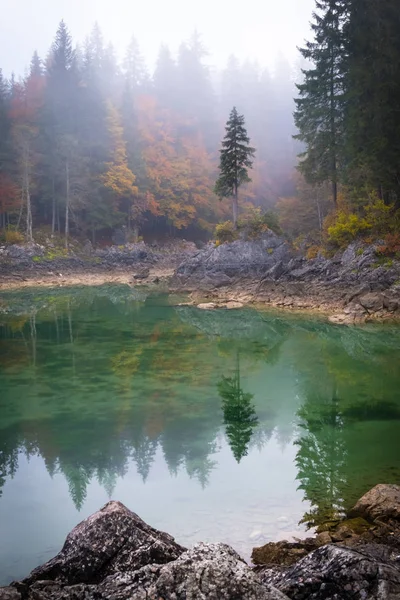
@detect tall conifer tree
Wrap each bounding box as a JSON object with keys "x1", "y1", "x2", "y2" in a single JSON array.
[
  {"x1": 294, "y1": 0, "x2": 348, "y2": 207},
  {"x1": 215, "y1": 107, "x2": 255, "y2": 227}
]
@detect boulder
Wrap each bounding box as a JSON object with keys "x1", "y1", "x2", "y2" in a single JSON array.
[
  {"x1": 4, "y1": 505, "x2": 287, "y2": 600},
  {"x1": 197, "y1": 302, "x2": 218, "y2": 310},
  {"x1": 261, "y1": 543, "x2": 400, "y2": 600},
  {"x1": 133, "y1": 267, "x2": 150, "y2": 280},
  {"x1": 22, "y1": 501, "x2": 185, "y2": 586},
  {"x1": 176, "y1": 233, "x2": 292, "y2": 280},
  {"x1": 359, "y1": 292, "x2": 384, "y2": 312},
  {"x1": 348, "y1": 484, "x2": 400, "y2": 523}
]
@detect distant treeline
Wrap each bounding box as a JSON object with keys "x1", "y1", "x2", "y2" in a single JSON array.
[{"x1": 0, "y1": 22, "x2": 297, "y2": 244}]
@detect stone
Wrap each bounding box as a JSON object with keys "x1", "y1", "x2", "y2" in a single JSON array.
[
  {"x1": 224, "y1": 301, "x2": 244, "y2": 309},
  {"x1": 197, "y1": 302, "x2": 218, "y2": 310},
  {"x1": 348, "y1": 484, "x2": 400, "y2": 523},
  {"x1": 261, "y1": 543, "x2": 400, "y2": 600},
  {"x1": 145, "y1": 543, "x2": 288, "y2": 600},
  {"x1": 252, "y1": 540, "x2": 317, "y2": 567},
  {"x1": 22, "y1": 501, "x2": 185, "y2": 586},
  {"x1": 383, "y1": 292, "x2": 399, "y2": 312},
  {"x1": 3, "y1": 510, "x2": 288, "y2": 600},
  {"x1": 359, "y1": 292, "x2": 384, "y2": 312},
  {"x1": 176, "y1": 233, "x2": 293, "y2": 280},
  {"x1": 0, "y1": 588, "x2": 21, "y2": 600},
  {"x1": 133, "y1": 267, "x2": 150, "y2": 280},
  {"x1": 316, "y1": 531, "x2": 332, "y2": 546}
]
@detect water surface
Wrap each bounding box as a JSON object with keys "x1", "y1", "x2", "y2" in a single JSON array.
[{"x1": 1, "y1": 285, "x2": 400, "y2": 584}]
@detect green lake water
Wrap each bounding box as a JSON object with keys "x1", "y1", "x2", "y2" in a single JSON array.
[{"x1": 1, "y1": 285, "x2": 400, "y2": 584}]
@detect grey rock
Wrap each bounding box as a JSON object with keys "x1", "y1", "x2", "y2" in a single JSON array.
[
  {"x1": 18, "y1": 545, "x2": 289, "y2": 600},
  {"x1": 22, "y1": 501, "x2": 185, "y2": 586},
  {"x1": 359, "y1": 292, "x2": 384, "y2": 312},
  {"x1": 383, "y1": 291, "x2": 400, "y2": 312},
  {"x1": 146, "y1": 543, "x2": 288, "y2": 600},
  {"x1": 349, "y1": 484, "x2": 400, "y2": 523},
  {"x1": 0, "y1": 587, "x2": 21, "y2": 600},
  {"x1": 133, "y1": 267, "x2": 150, "y2": 280},
  {"x1": 262, "y1": 543, "x2": 400, "y2": 600},
  {"x1": 176, "y1": 233, "x2": 293, "y2": 279},
  {"x1": 341, "y1": 244, "x2": 357, "y2": 265}
]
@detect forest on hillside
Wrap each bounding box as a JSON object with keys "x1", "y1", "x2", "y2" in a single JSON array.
[
  {"x1": 1, "y1": 0, "x2": 400, "y2": 254},
  {"x1": 0, "y1": 22, "x2": 296, "y2": 246}
]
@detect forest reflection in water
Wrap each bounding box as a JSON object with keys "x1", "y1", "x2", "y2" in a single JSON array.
[{"x1": 1, "y1": 285, "x2": 400, "y2": 581}]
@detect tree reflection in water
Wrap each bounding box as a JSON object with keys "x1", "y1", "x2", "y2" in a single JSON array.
[
  {"x1": 295, "y1": 385, "x2": 347, "y2": 528},
  {"x1": 218, "y1": 352, "x2": 259, "y2": 463}
]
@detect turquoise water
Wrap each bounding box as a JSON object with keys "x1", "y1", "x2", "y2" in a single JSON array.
[{"x1": 1, "y1": 285, "x2": 400, "y2": 584}]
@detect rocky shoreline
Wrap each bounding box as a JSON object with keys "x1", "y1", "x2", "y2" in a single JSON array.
[
  {"x1": 1, "y1": 484, "x2": 399, "y2": 599},
  {"x1": 2, "y1": 234, "x2": 400, "y2": 324}
]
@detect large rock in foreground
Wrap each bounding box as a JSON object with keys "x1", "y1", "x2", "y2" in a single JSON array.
[
  {"x1": 3, "y1": 486, "x2": 400, "y2": 599},
  {"x1": 5, "y1": 502, "x2": 286, "y2": 600},
  {"x1": 22, "y1": 501, "x2": 185, "y2": 585}
]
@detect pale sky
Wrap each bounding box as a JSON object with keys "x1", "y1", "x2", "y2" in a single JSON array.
[{"x1": 0, "y1": 0, "x2": 315, "y2": 76}]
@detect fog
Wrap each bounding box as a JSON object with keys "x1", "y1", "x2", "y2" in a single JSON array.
[
  {"x1": 0, "y1": 0, "x2": 314, "y2": 76},
  {"x1": 0, "y1": 0, "x2": 318, "y2": 241}
]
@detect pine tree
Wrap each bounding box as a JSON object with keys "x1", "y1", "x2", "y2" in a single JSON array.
[
  {"x1": 345, "y1": 0, "x2": 400, "y2": 201},
  {"x1": 218, "y1": 355, "x2": 258, "y2": 463},
  {"x1": 294, "y1": 0, "x2": 348, "y2": 207},
  {"x1": 215, "y1": 107, "x2": 255, "y2": 227}
]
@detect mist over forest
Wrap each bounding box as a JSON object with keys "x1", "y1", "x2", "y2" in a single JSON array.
[
  {"x1": 1, "y1": 0, "x2": 400, "y2": 252},
  {"x1": 0, "y1": 21, "x2": 299, "y2": 243}
]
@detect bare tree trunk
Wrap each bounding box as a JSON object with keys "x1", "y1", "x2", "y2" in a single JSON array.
[
  {"x1": 330, "y1": 50, "x2": 338, "y2": 208},
  {"x1": 232, "y1": 185, "x2": 239, "y2": 229},
  {"x1": 316, "y1": 188, "x2": 323, "y2": 232},
  {"x1": 51, "y1": 175, "x2": 56, "y2": 235},
  {"x1": 25, "y1": 143, "x2": 33, "y2": 242},
  {"x1": 65, "y1": 159, "x2": 70, "y2": 249},
  {"x1": 133, "y1": 224, "x2": 139, "y2": 243},
  {"x1": 17, "y1": 190, "x2": 24, "y2": 230}
]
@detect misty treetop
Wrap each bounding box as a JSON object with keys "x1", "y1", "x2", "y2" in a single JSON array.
[{"x1": 0, "y1": 21, "x2": 297, "y2": 244}]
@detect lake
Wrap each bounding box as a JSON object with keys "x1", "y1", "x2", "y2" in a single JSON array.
[{"x1": 1, "y1": 285, "x2": 400, "y2": 584}]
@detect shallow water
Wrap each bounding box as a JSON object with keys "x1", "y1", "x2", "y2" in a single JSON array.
[{"x1": 1, "y1": 285, "x2": 400, "y2": 584}]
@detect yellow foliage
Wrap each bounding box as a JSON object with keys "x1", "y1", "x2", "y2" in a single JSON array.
[
  {"x1": 326, "y1": 211, "x2": 372, "y2": 247},
  {"x1": 5, "y1": 228, "x2": 24, "y2": 244},
  {"x1": 326, "y1": 196, "x2": 399, "y2": 247},
  {"x1": 306, "y1": 245, "x2": 320, "y2": 260},
  {"x1": 215, "y1": 221, "x2": 238, "y2": 244}
]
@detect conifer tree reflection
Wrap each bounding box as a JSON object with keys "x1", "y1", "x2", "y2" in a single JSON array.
[
  {"x1": 218, "y1": 353, "x2": 259, "y2": 463},
  {"x1": 295, "y1": 385, "x2": 347, "y2": 528}
]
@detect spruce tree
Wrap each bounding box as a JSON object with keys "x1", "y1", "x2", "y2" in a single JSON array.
[
  {"x1": 294, "y1": 0, "x2": 348, "y2": 207},
  {"x1": 345, "y1": 0, "x2": 400, "y2": 201},
  {"x1": 215, "y1": 107, "x2": 255, "y2": 227}
]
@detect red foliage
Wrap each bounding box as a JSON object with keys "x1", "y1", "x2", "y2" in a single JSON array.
[
  {"x1": 376, "y1": 233, "x2": 400, "y2": 257},
  {"x1": 0, "y1": 175, "x2": 20, "y2": 214}
]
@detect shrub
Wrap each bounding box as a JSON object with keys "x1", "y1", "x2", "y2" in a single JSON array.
[
  {"x1": 375, "y1": 233, "x2": 400, "y2": 257},
  {"x1": 364, "y1": 198, "x2": 395, "y2": 236},
  {"x1": 326, "y1": 211, "x2": 372, "y2": 247},
  {"x1": 4, "y1": 228, "x2": 24, "y2": 244},
  {"x1": 306, "y1": 245, "x2": 320, "y2": 260},
  {"x1": 215, "y1": 221, "x2": 238, "y2": 244},
  {"x1": 238, "y1": 207, "x2": 282, "y2": 239}
]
